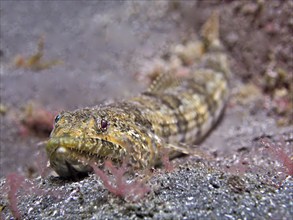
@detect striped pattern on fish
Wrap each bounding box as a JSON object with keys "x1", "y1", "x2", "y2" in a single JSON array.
[{"x1": 46, "y1": 12, "x2": 231, "y2": 178}]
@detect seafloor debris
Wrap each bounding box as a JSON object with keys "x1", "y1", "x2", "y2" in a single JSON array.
[
  {"x1": 13, "y1": 36, "x2": 62, "y2": 71},
  {"x1": 263, "y1": 57, "x2": 293, "y2": 126},
  {"x1": 19, "y1": 102, "x2": 56, "y2": 137},
  {"x1": 91, "y1": 160, "x2": 150, "y2": 202},
  {"x1": 1, "y1": 173, "x2": 62, "y2": 219},
  {"x1": 0, "y1": 103, "x2": 8, "y2": 115}
]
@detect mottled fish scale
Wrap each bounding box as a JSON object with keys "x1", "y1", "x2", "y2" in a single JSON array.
[{"x1": 46, "y1": 12, "x2": 230, "y2": 178}]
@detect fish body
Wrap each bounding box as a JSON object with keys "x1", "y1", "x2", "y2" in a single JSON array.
[{"x1": 46, "y1": 12, "x2": 231, "y2": 178}]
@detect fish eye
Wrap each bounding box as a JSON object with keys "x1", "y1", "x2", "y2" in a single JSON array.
[
  {"x1": 54, "y1": 114, "x2": 61, "y2": 124},
  {"x1": 100, "y1": 119, "x2": 108, "y2": 131}
]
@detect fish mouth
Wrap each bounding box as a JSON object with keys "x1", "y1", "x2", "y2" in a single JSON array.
[
  {"x1": 49, "y1": 146, "x2": 93, "y2": 179},
  {"x1": 45, "y1": 136, "x2": 123, "y2": 178},
  {"x1": 45, "y1": 136, "x2": 98, "y2": 179}
]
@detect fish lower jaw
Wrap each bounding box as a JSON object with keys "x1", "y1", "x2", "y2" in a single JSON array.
[{"x1": 50, "y1": 146, "x2": 92, "y2": 179}]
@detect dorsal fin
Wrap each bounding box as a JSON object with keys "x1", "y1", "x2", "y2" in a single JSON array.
[{"x1": 146, "y1": 71, "x2": 182, "y2": 93}]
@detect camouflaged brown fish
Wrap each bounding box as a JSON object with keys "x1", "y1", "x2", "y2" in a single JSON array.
[{"x1": 46, "y1": 12, "x2": 231, "y2": 178}]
